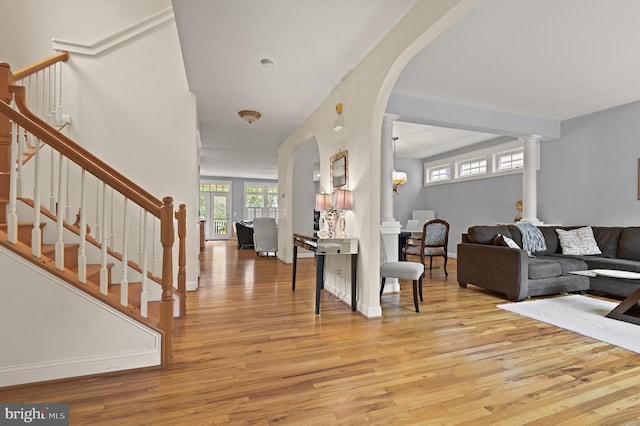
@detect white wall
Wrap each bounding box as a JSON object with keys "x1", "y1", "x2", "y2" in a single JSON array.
[
  {"x1": 292, "y1": 138, "x2": 320, "y2": 236},
  {"x1": 0, "y1": 249, "x2": 160, "y2": 387},
  {"x1": 278, "y1": 1, "x2": 481, "y2": 318}
]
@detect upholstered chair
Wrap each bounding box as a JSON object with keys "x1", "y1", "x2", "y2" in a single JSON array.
[
  {"x1": 253, "y1": 217, "x2": 278, "y2": 256},
  {"x1": 402, "y1": 219, "x2": 450, "y2": 276}
]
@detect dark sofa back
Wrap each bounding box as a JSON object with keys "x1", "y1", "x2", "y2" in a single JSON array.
[{"x1": 466, "y1": 225, "x2": 636, "y2": 260}]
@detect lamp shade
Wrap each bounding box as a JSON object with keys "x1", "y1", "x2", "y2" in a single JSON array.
[
  {"x1": 334, "y1": 189, "x2": 351, "y2": 210},
  {"x1": 315, "y1": 193, "x2": 332, "y2": 211}
]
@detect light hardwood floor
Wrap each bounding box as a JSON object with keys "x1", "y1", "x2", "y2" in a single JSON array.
[{"x1": 3, "y1": 240, "x2": 640, "y2": 425}]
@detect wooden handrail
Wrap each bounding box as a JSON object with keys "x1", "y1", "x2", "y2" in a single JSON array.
[
  {"x1": 0, "y1": 87, "x2": 162, "y2": 217},
  {"x1": 12, "y1": 51, "x2": 69, "y2": 81},
  {"x1": 176, "y1": 203, "x2": 187, "y2": 318}
]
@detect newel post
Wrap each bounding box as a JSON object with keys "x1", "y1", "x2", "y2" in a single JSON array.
[
  {"x1": 0, "y1": 62, "x2": 13, "y2": 223},
  {"x1": 160, "y1": 196, "x2": 175, "y2": 365},
  {"x1": 176, "y1": 203, "x2": 187, "y2": 317}
]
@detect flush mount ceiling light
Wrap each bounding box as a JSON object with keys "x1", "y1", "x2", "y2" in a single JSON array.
[{"x1": 238, "y1": 110, "x2": 261, "y2": 124}]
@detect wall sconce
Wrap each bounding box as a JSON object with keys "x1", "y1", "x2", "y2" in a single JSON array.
[{"x1": 333, "y1": 103, "x2": 344, "y2": 132}]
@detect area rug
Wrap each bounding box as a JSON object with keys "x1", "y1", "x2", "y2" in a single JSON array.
[{"x1": 497, "y1": 295, "x2": 640, "y2": 354}]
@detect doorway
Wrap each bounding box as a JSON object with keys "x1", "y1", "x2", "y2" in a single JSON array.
[{"x1": 199, "y1": 181, "x2": 231, "y2": 240}]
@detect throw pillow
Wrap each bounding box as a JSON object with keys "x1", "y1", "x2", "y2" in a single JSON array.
[
  {"x1": 492, "y1": 233, "x2": 520, "y2": 249},
  {"x1": 556, "y1": 226, "x2": 602, "y2": 255}
]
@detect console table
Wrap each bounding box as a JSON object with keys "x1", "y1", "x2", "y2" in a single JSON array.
[{"x1": 292, "y1": 234, "x2": 358, "y2": 314}]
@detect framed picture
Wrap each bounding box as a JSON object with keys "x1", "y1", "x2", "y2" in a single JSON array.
[{"x1": 331, "y1": 150, "x2": 348, "y2": 188}]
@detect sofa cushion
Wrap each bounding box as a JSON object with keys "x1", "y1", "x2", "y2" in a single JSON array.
[
  {"x1": 582, "y1": 256, "x2": 640, "y2": 273},
  {"x1": 528, "y1": 258, "x2": 562, "y2": 279},
  {"x1": 538, "y1": 255, "x2": 588, "y2": 274},
  {"x1": 617, "y1": 227, "x2": 640, "y2": 261},
  {"x1": 468, "y1": 225, "x2": 515, "y2": 245},
  {"x1": 556, "y1": 227, "x2": 602, "y2": 255},
  {"x1": 592, "y1": 227, "x2": 623, "y2": 258}
]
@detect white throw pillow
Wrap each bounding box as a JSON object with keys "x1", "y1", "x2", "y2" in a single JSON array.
[
  {"x1": 502, "y1": 235, "x2": 521, "y2": 249},
  {"x1": 556, "y1": 227, "x2": 602, "y2": 255}
]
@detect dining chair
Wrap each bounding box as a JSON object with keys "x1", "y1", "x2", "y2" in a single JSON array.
[
  {"x1": 380, "y1": 236, "x2": 425, "y2": 312},
  {"x1": 402, "y1": 219, "x2": 450, "y2": 276}
]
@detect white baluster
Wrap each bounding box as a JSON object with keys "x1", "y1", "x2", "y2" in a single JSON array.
[
  {"x1": 151, "y1": 220, "x2": 157, "y2": 276},
  {"x1": 109, "y1": 188, "x2": 115, "y2": 248},
  {"x1": 141, "y1": 211, "x2": 148, "y2": 317},
  {"x1": 7, "y1": 122, "x2": 18, "y2": 244},
  {"x1": 100, "y1": 182, "x2": 109, "y2": 295},
  {"x1": 64, "y1": 164, "x2": 71, "y2": 224},
  {"x1": 95, "y1": 179, "x2": 101, "y2": 243},
  {"x1": 120, "y1": 197, "x2": 129, "y2": 306},
  {"x1": 55, "y1": 155, "x2": 65, "y2": 270},
  {"x1": 78, "y1": 170, "x2": 87, "y2": 284},
  {"x1": 49, "y1": 149, "x2": 55, "y2": 213},
  {"x1": 16, "y1": 130, "x2": 23, "y2": 197},
  {"x1": 138, "y1": 209, "x2": 144, "y2": 264},
  {"x1": 32, "y1": 137, "x2": 42, "y2": 257}
]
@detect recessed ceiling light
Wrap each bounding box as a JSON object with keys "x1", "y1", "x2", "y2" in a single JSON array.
[{"x1": 260, "y1": 58, "x2": 275, "y2": 69}]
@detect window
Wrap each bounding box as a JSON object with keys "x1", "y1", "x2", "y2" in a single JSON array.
[
  {"x1": 244, "y1": 183, "x2": 278, "y2": 221},
  {"x1": 424, "y1": 140, "x2": 525, "y2": 186},
  {"x1": 458, "y1": 158, "x2": 487, "y2": 177},
  {"x1": 496, "y1": 150, "x2": 524, "y2": 171},
  {"x1": 428, "y1": 165, "x2": 451, "y2": 183}
]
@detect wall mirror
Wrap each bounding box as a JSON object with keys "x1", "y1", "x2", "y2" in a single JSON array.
[{"x1": 331, "y1": 150, "x2": 348, "y2": 188}]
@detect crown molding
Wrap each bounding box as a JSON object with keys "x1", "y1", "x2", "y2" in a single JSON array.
[{"x1": 52, "y1": 7, "x2": 174, "y2": 56}]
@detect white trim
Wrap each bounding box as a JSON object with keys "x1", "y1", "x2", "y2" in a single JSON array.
[{"x1": 52, "y1": 8, "x2": 175, "y2": 56}]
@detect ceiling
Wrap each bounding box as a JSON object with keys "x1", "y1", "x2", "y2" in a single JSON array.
[{"x1": 173, "y1": 0, "x2": 640, "y2": 178}]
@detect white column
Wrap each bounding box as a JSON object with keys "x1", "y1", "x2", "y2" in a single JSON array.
[
  {"x1": 520, "y1": 134, "x2": 541, "y2": 224},
  {"x1": 380, "y1": 114, "x2": 398, "y2": 222},
  {"x1": 380, "y1": 114, "x2": 401, "y2": 294}
]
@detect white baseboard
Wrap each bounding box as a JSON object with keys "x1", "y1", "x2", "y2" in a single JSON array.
[{"x1": 0, "y1": 350, "x2": 160, "y2": 388}]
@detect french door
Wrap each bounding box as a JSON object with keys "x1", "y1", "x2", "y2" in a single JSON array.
[{"x1": 199, "y1": 182, "x2": 231, "y2": 240}]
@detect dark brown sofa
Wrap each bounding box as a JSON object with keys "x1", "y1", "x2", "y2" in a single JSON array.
[{"x1": 457, "y1": 225, "x2": 640, "y2": 301}]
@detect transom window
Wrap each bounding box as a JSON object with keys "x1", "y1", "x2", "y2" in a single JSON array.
[
  {"x1": 428, "y1": 165, "x2": 451, "y2": 183},
  {"x1": 496, "y1": 150, "x2": 524, "y2": 171},
  {"x1": 458, "y1": 158, "x2": 487, "y2": 177}
]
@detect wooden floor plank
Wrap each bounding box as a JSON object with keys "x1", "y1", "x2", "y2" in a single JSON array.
[{"x1": 2, "y1": 240, "x2": 640, "y2": 425}]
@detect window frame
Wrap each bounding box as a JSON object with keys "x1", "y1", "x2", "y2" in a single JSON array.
[{"x1": 244, "y1": 182, "x2": 278, "y2": 221}]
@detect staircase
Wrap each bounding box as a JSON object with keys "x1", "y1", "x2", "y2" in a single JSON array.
[{"x1": 0, "y1": 52, "x2": 187, "y2": 380}]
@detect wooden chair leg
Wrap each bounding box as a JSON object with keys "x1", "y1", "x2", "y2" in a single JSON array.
[
  {"x1": 418, "y1": 275, "x2": 424, "y2": 301},
  {"x1": 429, "y1": 256, "x2": 433, "y2": 270},
  {"x1": 380, "y1": 277, "x2": 386, "y2": 297},
  {"x1": 412, "y1": 279, "x2": 420, "y2": 312},
  {"x1": 444, "y1": 254, "x2": 448, "y2": 276}
]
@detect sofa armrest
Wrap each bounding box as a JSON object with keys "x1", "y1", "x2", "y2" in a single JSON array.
[{"x1": 457, "y1": 242, "x2": 530, "y2": 301}]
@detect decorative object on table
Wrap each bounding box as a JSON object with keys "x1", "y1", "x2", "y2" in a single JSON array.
[
  {"x1": 333, "y1": 188, "x2": 351, "y2": 238},
  {"x1": 315, "y1": 189, "x2": 351, "y2": 238},
  {"x1": 402, "y1": 219, "x2": 450, "y2": 276},
  {"x1": 514, "y1": 199, "x2": 523, "y2": 222},
  {"x1": 330, "y1": 150, "x2": 348, "y2": 188},
  {"x1": 315, "y1": 193, "x2": 332, "y2": 238},
  {"x1": 392, "y1": 137, "x2": 407, "y2": 194}
]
